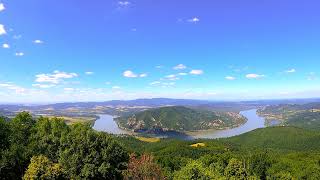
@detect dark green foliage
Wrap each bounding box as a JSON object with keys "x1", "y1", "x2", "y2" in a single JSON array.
[
  {"x1": 266, "y1": 153, "x2": 320, "y2": 179},
  {"x1": 59, "y1": 123, "x2": 129, "y2": 179},
  {"x1": 224, "y1": 158, "x2": 247, "y2": 179},
  {"x1": 247, "y1": 151, "x2": 273, "y2": 179},
  {"x1": 173, "y1": 160, "x2": 217, "y2": 180},
  {"x1": 117, "y1": 126, "x2": 320, "y2": 179},
  {"x1": 0, "y1": 112, "x2": 129, "y2": 180},
  {"x1": 223, "y1": 126, "x2": 320, "y2": 151},
  {"x1": 1, "y1": 112, "x2": 320, "y2": 179},
  {"x1": 116, "y1": 106, "x2": 246, "y2": 131},
  {"x1": 0, "y1": 117, "x2": 10, "y2": 150},
  {"x1": 0, "y1": 112, "x2": 36, "y2": 179},
  {"x1": 259, "y1": 103, "x2": 320, "y2": 130},
  {"x1": 285, "y1": 111, "x2": 320, "y2": 130},
  {"x1": 31, "y1": 117, "x2": 70, "y2": 161}
]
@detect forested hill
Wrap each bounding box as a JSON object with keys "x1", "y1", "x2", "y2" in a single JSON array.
[
  {"x1": 222, "y1": 126, "x2": 320, "y2": 151},
  {"x1": 258, "y1": 103, "x2": 320, "y2": 130},
  {"x1": 1, "y1": 112, "x2": 320, "y2": 179},
  {"x1": 115, "y1": 106, "x2": 247, "y2": 132}
]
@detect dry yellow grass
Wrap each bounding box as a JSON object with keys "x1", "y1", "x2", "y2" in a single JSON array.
[
  {"x1": 190, "y1": 143, "x2": 206, "y2": 148},
  {"x1": 47, "y1": 116, "x2": 96, "y2": 125},
  {"x1": 135, "y1": 136, "x2": 161, "y2": 143}
]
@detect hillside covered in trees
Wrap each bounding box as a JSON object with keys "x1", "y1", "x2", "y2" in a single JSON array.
[
  {"x1": 115, "y1": 106, "x2": 247, "y2": 133},
  {"x1": 258, "y1": 103, "x2": 320, "y2": 130},
  {"x1": 1, "y1": 112, "x2": 320, "y2": 179}
]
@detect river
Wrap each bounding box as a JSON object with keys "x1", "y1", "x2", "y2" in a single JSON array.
[
  {"x1": 92, "y1": 114, "x2": 129, "y2": 135},
  {"x1": 93, "y1": 109, "x2": 267, "y2": 139}
]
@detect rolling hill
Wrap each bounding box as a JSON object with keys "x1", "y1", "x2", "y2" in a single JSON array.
[
  {"x1": 115, "y1": 106, "x2": 247, "y2": 132},
  {"x1": 258, "y1": 103, "x2": 320, "y2": 130},
  {"x1": 223, "y1": 126, "x2": 320, "y2": 151}
]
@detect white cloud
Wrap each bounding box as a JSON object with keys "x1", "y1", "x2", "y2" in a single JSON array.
[
  {"x1": 118, "y1": 1, "x2": 130, "y2": 6},
  {"x1": 15, "y1": 52, "x2": 24, "y2": 57},
  {"x1": 85, "y1": 71, "x2": 94, "y2": 75},
  {"x1": 123, "y1": 70, "x2": 146, "y2": 78},
  {"x1": 225, "y1": 76, "x2": 236, "y2": 80},
  {"x1": 150, "y1": 81, "x2": 161, "y2": 85},
  {"x1": 105, "y1": 82, "x2": 111, "y2": 85},
  {"x1": 0, "y1": 83, "x2": 26, "y2": 94},
  {"x1": 166, "y1": 74, "x2": 176, "y2": 78},
  {"x1": 161, "y1": 82, "x2": 175, "y2": 87},
  {"x1": 64, "y1": 88, "x2": 74, "y2": 91},
  {"x1": 32, "y1": 84, "x2": 56, "y2": 88},
  {"x1": 285, "y1": 69, "x2": 296, "y2": 73},
  {"x1": 2, "y1": 43, "x2": 9, "y2": 48},
  {"x1": 112, "y1": 86, "x2": 121, "y2": 89},
  {"x1": 123, "y1": 70, "x2": 138, "y2": 78},
  {"x1": 156, "y1": 65, "x2": 163, "y2": 69},
  {"x1": 173, "y1": 64, "x2": 187, "y2": 70},
  {"x1": 190, "y1": 69, "x2": 204, "y2": 75},
  {"x1": 188, "y1": 17, "x2": 200, "y2": 23},
  {"x1": 178, "y1": 72, "x2": 188, "y2": 76},
  {"x1": 0, "y1": 83, "x2": 13, "y2": 88},
  {"x1": 35, "y1": 70, "x2": 78, "y2": 84},
  {"x1": 165, "y1": 74, "x2": 180, "y2": 81},
  {"x1": 246, "y1": 74, "x2": 265, "y2": 79},
  {"x1": 0, "y1": 3, "x2": 5, "y2": 12},
  {"x1": 139, "y1": 73, "x2": 147, "y2": 78},
  {"x1": 0, "y1": 24, "x2": 6, "y2": 35},
  {"x1": 33, "y1": 40, "x2": 44, "y2": 44}
]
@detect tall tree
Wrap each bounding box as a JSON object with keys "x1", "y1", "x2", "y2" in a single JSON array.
[
  {"x1": 59, "y1": 123, "x2": 129, "y2": 179},
  {"x1": 0, "y1": 112, "x2": 36, "y2": 179},
  {"x1": 0, "y1": 117, "x2": 10, "y2": 150},
  {"x1": 30, "y1": 117, "x2": 69, "y2": 162},
  {"x1": 124, "y1": 154, "x2": 164, "y2": 180},
  {"x1": 23, "y1": 155, "x2": 64, "y2": 180},
  {"x1": 224, "y1": 158, "x2": 247, "y2": 180}
]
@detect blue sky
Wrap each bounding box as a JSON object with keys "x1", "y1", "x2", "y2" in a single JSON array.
[{"x1": 0, "y1": 0, "x2": 320, "y2": 103}]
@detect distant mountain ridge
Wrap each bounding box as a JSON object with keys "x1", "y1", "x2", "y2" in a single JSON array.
[
  {"x1": 2, "y1": 98, "x2": 320, "y2": 118},
  {"x1": 2, "y1": 98, "x2": 320, "y2": 110}
]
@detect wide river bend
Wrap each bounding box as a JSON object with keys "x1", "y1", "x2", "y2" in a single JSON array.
[{"x1": 93, "y1": 109, "x2": 266, "y2": 139}]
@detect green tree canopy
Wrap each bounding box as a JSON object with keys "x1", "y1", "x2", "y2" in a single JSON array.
[
  {"x1": 0, "y1": 112, "x2": 36, "y2": 179},
  {"x1": 173, "y1": 160, "x2": 218, "y2": 180},
  {"x1": 59, "y1": 123, "x2": 129, "y2": 179},
  {"x1": 30, "y1": 117, "x2": 70, "y2": 162},
  {"x1": 23, "y1": 155, "x2": 64, "y2": 180}
]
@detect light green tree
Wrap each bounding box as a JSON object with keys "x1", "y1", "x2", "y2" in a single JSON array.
[
  {"x1": 224, "y1": 158, "x2": 247, "y2": 180},
  {"x1": 23, "y1": 155, "x2": 64, "y2": 180}
]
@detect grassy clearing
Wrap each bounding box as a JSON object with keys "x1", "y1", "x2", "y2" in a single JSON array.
[
  {"x1": 135, "y1": 136, "x2": 161, "y2": 143},
  {"x1": 190, "y1": 143, "x2": 206, "y2": 148},
  {"x1": 47, "y1": 116, "x2": 96, "y2": 125}
]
